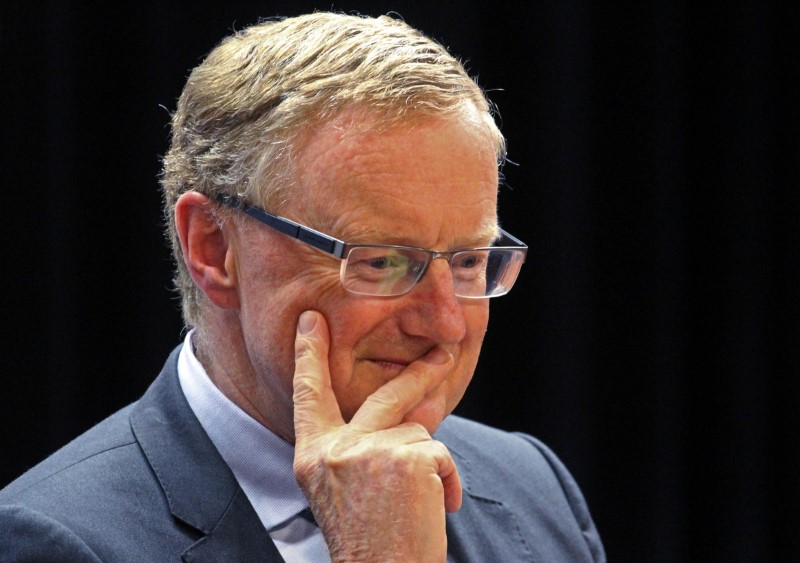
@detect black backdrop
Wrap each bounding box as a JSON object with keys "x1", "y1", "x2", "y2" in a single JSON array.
[{"x1": 2, "y1": 2, "x2": 798, "y2": 561}]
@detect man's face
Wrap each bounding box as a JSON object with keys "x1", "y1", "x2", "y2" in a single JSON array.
[{"x1": 230, "y1": 106, "x2": 499, "y2": 441}]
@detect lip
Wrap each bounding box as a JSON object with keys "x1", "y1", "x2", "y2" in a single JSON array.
[
  {"x1": 360, "y1": 354, "x2": 423, "y2": 378},
  {"x1": 363, "y1": 343, "x2": 451, "y2": 368},
  {"x1": 367, "y1": 358, "x2": 411, "y2": 370}
]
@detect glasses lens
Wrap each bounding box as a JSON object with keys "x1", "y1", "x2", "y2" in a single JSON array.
[
  {"x1": 343, "y1": 247, "x2": 428, "y2": 296},
  {"x1": 342, "y1": 246, "x2": 525, "y2": 298},
  {"x1": 452, "y1": 249, "x2": 525, "y2": 298}
]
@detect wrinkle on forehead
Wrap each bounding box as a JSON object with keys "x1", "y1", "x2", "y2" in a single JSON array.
[
  {"x1": 328, "y1": 205, "x2": 499, "y2": 249},
  {"x1": 284, "y1": 105, "x2": 501, "y2": 249},
  {"x1": 307, "y1": 178, "x2": 500, "y2": 249}
]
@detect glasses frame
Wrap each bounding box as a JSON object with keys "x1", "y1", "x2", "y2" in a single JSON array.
[{"x1": 215, "y1": 193, "x2": 527, "y2": 298}]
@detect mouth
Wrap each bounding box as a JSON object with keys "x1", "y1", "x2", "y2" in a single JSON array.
[
  {"x1": 362, "y1": 346, "x2": 443, "y2": 375},
  {"x1": 361, "y1": 350, "x2": 425, "y2": 376},
  {"x1": 366, "y1": 358, "x2": 412, "y2": 372}
]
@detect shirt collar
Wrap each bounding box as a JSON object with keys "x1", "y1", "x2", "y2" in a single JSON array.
[{"x1": 176, "y1": 330, "x2": 308, "y2": 531}]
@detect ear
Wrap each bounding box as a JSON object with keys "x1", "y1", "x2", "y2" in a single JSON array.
[{"x1": 174, "y1": 191, "x2": 240, "y2": 310}]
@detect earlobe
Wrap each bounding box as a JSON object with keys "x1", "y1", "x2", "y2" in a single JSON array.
[{"x1": 175, "y1": 192, "x2": 240, "y2": 310}]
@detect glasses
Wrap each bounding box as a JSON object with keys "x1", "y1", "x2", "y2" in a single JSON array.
[{"x1": 216, "y1": 193, "x2": 527, "y2": 299}]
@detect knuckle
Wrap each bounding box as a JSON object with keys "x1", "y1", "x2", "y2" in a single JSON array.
[
  {"x1": 294, "y1": 336, "x2": 316, "y2": 361},
  {"x1": 292, "y1": 386, "x2": 316, "y2": 410},
  {"x1": 292, "y1": 373, "x2": 319, "y2": 399},
  {"x1": 398, "y1": 421, "x2": 432, "y2": 440},
  {"x1": 429, "y1": 439, "x2": 451, "y2": 458}
]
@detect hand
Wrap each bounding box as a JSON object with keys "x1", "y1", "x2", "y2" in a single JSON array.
[{"x1": 292, "y1": 310, "x2": 462, "y2": 563}]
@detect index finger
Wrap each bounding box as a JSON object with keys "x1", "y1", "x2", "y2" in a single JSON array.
[
  {"x1": 293, "y1": 310, "x2": 345, "y2": 439},
  {"x1": 349, "y1": 346, "x2": 454, "y2": 431}
]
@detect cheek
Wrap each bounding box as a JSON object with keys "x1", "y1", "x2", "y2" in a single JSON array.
[
  {"x1": 323, "y1": 300, "x2": 410, "y2": 421},
  {"x1": 326, "y1": 299, "x2": 398, "y2": 379},
  {"x1": 238, "y1": 253, "x2": 344, "y2": 378}
]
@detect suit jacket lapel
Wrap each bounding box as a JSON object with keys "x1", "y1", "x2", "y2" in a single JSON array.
[
  {"x1": 180, "y1": 487, "x2": 282, "y2": 562},
  {"x1": 130, "y1": 346, "x2": 283, "y2": 562}
]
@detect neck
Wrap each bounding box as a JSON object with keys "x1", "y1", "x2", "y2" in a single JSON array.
[{"x1": 193, "y1": 312, "x2": 297, "y2": 444}]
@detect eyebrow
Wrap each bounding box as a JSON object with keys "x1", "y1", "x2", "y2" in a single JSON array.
[
  {"x1": 339, "y1": 223, "x2": 500, "y2": 250},
  {"x1": 332, "y1": 207, "x2": 500, "y2": 246}
]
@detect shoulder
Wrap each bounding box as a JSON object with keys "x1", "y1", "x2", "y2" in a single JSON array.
[
  {"x1": 443, "y1": 416, "x2": 600, "y2": 538},
  {"x1": 1, "y1": 404, "x2": 138, "y2": 502},
  {"x1": 0, "y1": 403, "x2": 171, "y2": 560},
  {"x1": 437, "y1": 415, "x2": 606, "y2": 562},
  {"x1": 0, "y1": 350, "x2": 200, "y2": 561},
  {"x1": 1, "y1": 346, "x2": 184, "y2": 509},
  {"x1": 436, "y1": 414, "x2": 567, "y2": 484},
  {"x1": 0, "y1": 505, "x2": 103, "y2": 562},
  {"x1": 0, "y1": 402, "x2": 167, "y2": 526},
  {"x1": 436, "y1": 416, "x2": 576, "y2": 503}
]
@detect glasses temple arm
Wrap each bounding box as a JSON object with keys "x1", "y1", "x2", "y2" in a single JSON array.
[{"x1": 215, "y1": 193, "x2": 347, "y2": 257}]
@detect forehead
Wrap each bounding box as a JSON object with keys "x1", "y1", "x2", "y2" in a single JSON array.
[{"x1": 284, "y1": 107, "x2": 500, "y2": 247}]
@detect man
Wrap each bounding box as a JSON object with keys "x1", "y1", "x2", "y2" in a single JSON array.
[{"x1": 0, "y1": 13, "x2": 604, "y2": 561}]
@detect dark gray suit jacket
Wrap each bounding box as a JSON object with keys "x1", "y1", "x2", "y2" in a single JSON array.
[{"x1": 0, "y1": 347, "x2": 605, "y2": 561}]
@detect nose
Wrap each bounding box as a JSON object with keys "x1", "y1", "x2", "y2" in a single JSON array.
[{"x1": 399, "y1": 258, "x2": 468, "y2": 344}]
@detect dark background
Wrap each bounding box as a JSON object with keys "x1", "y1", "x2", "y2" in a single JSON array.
[{"x1": 2, "y1": 1, "x2": 798, "y2": 561}]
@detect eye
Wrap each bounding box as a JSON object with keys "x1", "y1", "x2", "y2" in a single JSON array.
[
  {"x1": 347, "y1": 249, "x2": 412, "y2": 283},
  {"x1": 451, "y1": 252, "x2": 488, "y2": 282},
  {"x1": 367, "y1": 256, "x2": 390, "y2": 270},
  {"x1": 454, "y1": 253, "x2": 485, "y2": 269},
  {"x1": 366, "y1": 254, "x2": 406, "y2": 270}
]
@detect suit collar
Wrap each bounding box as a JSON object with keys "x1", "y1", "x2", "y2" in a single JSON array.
[{"x1": 130, "y1": 346, "x2": 283, "y2": 562}]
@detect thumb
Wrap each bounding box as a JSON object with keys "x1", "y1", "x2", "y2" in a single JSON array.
[{"x1": 293, "y1": 311, "x2": 344, "y2": 440}]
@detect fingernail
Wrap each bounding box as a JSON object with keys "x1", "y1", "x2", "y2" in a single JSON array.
[
  {"x1": 297, "y1": 311, "x2": 317, "y2": 335},
  {"x1": 429, "y1": 347, "x2": 452, "y2": 365}
]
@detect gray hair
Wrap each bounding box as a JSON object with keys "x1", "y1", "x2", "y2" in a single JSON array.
[{"x1": 161, "y1": 12, "x2": 506, "y2": 326}]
